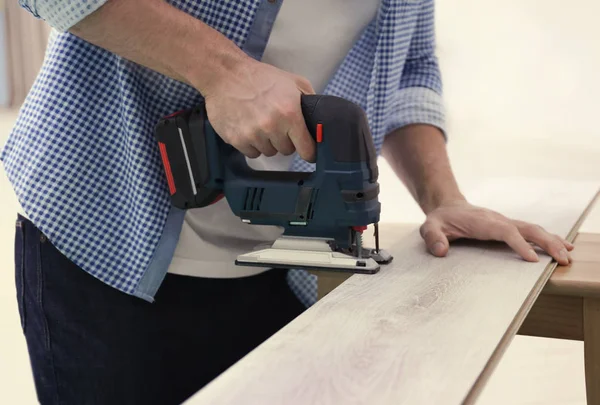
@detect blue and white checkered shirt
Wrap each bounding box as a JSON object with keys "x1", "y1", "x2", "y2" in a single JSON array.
[{"x1": 2, "y1": 0, "x2": 444, "y2": 303}]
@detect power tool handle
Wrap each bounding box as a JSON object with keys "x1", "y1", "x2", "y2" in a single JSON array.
[
  {"x1": 299, "y1": 94, "x2": 320, "y2": 139},
  {"x1": 299, "y1": 94, "x2": 377, "y2": 169}
]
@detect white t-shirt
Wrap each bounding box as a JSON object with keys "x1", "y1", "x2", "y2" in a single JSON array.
[{"x1": 168, "y1": 0, "x2": 380, "y2": 278}]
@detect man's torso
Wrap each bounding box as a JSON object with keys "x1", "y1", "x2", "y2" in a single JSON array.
[{"x1": 1, "y1": 0, "x2": 437, "y2": 300}]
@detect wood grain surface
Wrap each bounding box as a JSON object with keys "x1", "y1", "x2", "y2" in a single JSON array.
[
  {"x1": 311, "y1": 226, "x2": 416, "y2": 300},
  {"x1": 186, "y1": 179, "x2": 599, "y2": 405}
]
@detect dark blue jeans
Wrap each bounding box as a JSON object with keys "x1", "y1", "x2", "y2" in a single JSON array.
[{"x1": 14, "y1": 215, "x2": 305, "y2": 404}]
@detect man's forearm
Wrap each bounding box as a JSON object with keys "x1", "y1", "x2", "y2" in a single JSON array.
[
  {"x1": 70, "y1": 0, "x2": 250, "y2": 94},
  {"x1": 381, "y1": 124, "x2": 465, "y2": 214}
]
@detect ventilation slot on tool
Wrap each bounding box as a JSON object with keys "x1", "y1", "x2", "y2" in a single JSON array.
[{"x1": 244, "y1": 188, "x2": 265, "y2": 211}]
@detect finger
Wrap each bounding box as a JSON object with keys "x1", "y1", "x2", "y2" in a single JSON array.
[
  {"x1": 254, "y1": 113, "x2": 287, "y2": 156},
  {"x1": 288, "y1": 113, "x2": 316, "y2": 162},
  {"x1": 251, "y1": 133, "x2": 278, "y2": 157},
  {"x1": 269, "y1": 132, "x2": 296, "y2": 156},
  {"x1": 557, "y1": 235, "x2": 575, "y2": 251},
  {"x1": 295, "y1": 76, "x2": 315, "y2": 95},
  {"x1": 518, "y1": 224, "x2": 571, "y2": 265},
  {"x1": 420, "y1": 220, "x2": 449, "y2": 257},
  {"x1": 232, "y1": 142, "x2": 261, "y2": 159},
  {"x1": 497, "y1": 224, "x2": 539, "y2": 262}
]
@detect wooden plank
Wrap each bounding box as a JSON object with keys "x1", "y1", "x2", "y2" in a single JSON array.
[
  {"x1": 584, "y1": 298, "x2": 600, "y2": 404},
  {"x1": 318, "y1": 232, "x2": 600, "y2": 337},
  {"x1": 313, "y1": 225, "x2": 416, "y2": 300},
  {"x1": 518, "y1": 294, "x2": 584, "y2": 340},
  {"x1": 185, "y1": 179, "x2": 598, "y2": 405},
  {"x1": 544, "y1": 233, "x2": 600, "y2": 298}
]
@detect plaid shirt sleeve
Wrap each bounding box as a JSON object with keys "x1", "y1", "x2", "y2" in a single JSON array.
[
  {"x1": 385, "y1": 0, "x2": 446, "y2": 138},
  {"x1": 18, "y1": 0, "x2": 109, "y2": 31}
]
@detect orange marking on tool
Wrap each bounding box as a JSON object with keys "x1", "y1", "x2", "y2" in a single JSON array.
[
  {"x1": 158, "y1": 142, "x2": 176, "y2": 195},
  {"x1": 316, "y1": 123, "x2": 323, "y2": 143}
]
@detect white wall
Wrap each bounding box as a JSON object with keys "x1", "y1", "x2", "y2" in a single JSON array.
[
  {"x1": 436, "y1": 0, "x2": 600, "y2": 149},
  {"x1": 0, "y1": 7, "x2": 9, "y2": 107},
  {"x1": 378, "y1": 0, "x2": 600, "y2": 225}
]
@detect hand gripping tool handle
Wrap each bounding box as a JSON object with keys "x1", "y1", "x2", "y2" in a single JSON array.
[{"x1": 155, "y1": 95, "x2": 379, "y2": 217}]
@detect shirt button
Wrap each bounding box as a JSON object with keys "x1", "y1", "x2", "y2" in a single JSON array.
[{"x1": 267, "y1": 0, "x2": 276, "y2": 3}]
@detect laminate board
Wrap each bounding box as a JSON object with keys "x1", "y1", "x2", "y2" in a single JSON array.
[{"x1": 185, "y1": 178, "x2": 599, "y2": 405}]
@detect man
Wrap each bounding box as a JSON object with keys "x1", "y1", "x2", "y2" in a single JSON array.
[{"x1": 2, "y1": 0, "x2": 573, "y2": 404}]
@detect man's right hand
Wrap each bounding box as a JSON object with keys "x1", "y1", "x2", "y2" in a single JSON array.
[
  {"x1": 70, "y1": 0, "x2": 316, "y2": 162},
  {"x1": 201, "y1": 60, "x2": 316, "y2": 162}
]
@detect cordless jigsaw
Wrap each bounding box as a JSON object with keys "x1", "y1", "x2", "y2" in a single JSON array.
[{"x1": 154, "y1": 94, "x2": 393, "y2": 273}]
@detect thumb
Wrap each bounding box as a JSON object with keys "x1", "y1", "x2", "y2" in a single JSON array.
[
  {"x1": 294, "y1": 75, "x2": 316, "y2": 95},
  {"x1": 420, "y1": 220, "x2": 449, "y2": 257}
]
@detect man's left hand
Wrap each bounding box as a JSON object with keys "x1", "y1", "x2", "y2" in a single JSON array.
[{"x1": 419, "y1": 200, "x2": 574, "y2": 265}]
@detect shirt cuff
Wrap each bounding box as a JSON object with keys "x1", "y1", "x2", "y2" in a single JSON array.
[
  {"x1": 384, "y1": 87, "x2": 447, "y2": 141},
  {"x1": 19, "y1": 0, "x2": 109, "y2": 32}
]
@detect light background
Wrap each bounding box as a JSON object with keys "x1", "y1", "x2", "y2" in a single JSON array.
[
  {"x1": 1, "y1": 0, "x2": 599, "y2": 403},
  {"x1": 0, "y1": 2, "x2": 9, "y2": 106}
]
